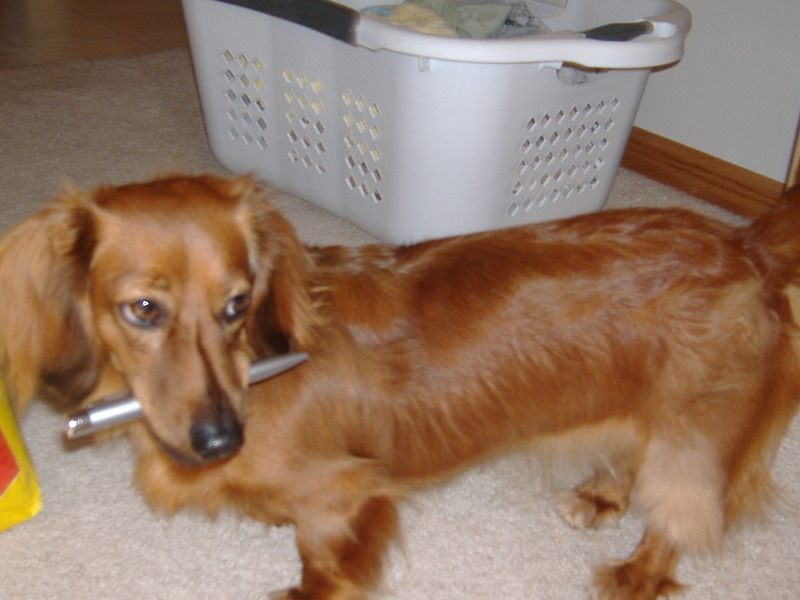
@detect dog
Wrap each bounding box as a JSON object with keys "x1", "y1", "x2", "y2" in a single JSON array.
[{"x1": 1, "y1": 174, "x2": 799, "y2": 600}]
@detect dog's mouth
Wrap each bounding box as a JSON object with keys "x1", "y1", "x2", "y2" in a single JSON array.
[
  {"x1": 154, "y1": 430, "x2": 243, "y2": 467},
  {"x1": 156, "y1": 438, "x2": 210, "y2": 467},
  {"x1": 112, "y1": 354, "x2": 308, "y2": 466}
]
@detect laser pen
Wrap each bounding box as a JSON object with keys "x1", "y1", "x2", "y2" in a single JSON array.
[{"x1": 64, "y1": 352, "x2": 308, "y2": 440}]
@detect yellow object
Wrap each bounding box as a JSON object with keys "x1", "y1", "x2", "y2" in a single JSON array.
[
  {"x1": 374, "y1": 4, "x2": 459, "y2": 37},
  {"x1": 0, "y1": 378, "x2": 41, "y2": 532}
]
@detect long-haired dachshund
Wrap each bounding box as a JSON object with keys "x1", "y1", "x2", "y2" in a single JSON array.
[{"x1": 1, "y1": 174, "x2": 799, "y2": 600}]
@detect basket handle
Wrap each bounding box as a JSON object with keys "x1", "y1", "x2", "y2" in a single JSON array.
[
  {"x1": 582, "y1": 21, "x2": 654, "y2": 42},
  {"x1": 215, "y1": 0, "x2": 359, "y2": 43}
]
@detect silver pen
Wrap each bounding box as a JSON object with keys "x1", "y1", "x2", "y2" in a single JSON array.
[{"x1": 64, "y1": 352, "x2": 308, "y2": 440}]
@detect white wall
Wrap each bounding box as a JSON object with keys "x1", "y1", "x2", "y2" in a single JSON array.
[{"x1": 633, "y1": 0, "x2": 800, "y2": 182}]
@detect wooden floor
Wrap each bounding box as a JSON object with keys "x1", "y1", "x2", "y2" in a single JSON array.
[{"x1": 0, "y1": 0, "x2": 188, "y2": 69}]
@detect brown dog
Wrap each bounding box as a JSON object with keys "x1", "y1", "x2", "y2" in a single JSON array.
[{"x1": 1, "y1": 174, "x2": 799, "y2": 600}]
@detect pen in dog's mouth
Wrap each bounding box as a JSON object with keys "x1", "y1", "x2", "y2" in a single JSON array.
[{"x1": 64, "y1": 352, "x2": 309, "y2": 440}]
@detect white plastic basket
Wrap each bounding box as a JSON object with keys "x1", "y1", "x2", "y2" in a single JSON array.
[{"x1": 182, "y1": 0, "x2": 691, "y2": 243}]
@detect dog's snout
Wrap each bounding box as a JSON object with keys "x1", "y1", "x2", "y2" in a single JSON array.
[{"x1": 190, "y1": 413, "x2": 244, "y2": 461}]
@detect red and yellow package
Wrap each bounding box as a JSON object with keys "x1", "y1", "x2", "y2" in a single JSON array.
[{"x1": 0, "y1": 377, "x2": 41, "y2": 532}]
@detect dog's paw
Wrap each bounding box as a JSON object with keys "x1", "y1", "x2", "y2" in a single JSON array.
[
  {"x1": 589, "y1": 561, "x2": 685, "y2": 600},
  {"x1": 268, "y1": 587, "x2": 304, "y2": 600},
  {"x1": 556, "y1": 490, "x2": 624, "y2": 530},
  {"x1": 268, "y1": 584, "x2": 366, "y2": 600}
]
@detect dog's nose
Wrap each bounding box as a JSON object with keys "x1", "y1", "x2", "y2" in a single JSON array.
[{"x1": 190, "y1": 415, "x2": 244, "y2": 461}]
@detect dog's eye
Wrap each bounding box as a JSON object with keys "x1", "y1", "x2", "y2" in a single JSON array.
[
  {"x1": 120, "y1": 299, "x2": 164, "y2": 328},
  {"x1": 223, "y1": 293, "x2": 251, "y2": 323}
]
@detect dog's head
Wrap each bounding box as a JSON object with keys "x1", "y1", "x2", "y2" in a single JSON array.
[{"x1": 0, "y1": 175, "x2": 317, "y2": 465}]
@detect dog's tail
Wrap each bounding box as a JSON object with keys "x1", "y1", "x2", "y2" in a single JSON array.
[{"x1": 743, "y1": 189, "x2": 800, "y2": 286}]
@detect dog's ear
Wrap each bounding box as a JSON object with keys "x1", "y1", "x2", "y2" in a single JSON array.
[
  {"x1": 0, "y1": 188, "x2": 102, "y2": 413},
  {"x1": 226, "y1": 177, "x2": 321, "y2": 353}
]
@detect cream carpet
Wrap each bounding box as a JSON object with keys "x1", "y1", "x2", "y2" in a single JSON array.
[{"x1": 0, "y1": 49, "x2": 797, "y2": 600}]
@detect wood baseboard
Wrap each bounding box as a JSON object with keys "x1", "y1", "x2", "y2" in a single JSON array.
[{"x1": 621, "y1": 127, "x2": 784, "y2": 220}]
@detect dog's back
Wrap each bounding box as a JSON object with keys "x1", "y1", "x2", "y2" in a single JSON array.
[{"x1": 274, "y1": 200, "x2": 800, "y2": 598}]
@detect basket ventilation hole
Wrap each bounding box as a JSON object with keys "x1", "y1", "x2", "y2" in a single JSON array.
[
  {"x1": 283, "y1": 67, "x2": 327, "y2": 175},
  {"x1": 221, "y1": 49, "x2": 270, "y2": 151},
  {"x1": 508, "y1": 97, "x2": 622, "y2": 216},
  {"x1": 342, "y1": 90, "x2": 384, "y2": 203}
]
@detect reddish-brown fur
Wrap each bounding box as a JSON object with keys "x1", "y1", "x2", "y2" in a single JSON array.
[{"x1": 2, "y1": 174, "x2": 799, "y2": 600}]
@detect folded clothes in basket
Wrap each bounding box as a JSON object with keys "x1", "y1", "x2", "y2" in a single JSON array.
[
  {"x1": 494, "y1": 2, "x2": 551, "y2": 38},
  {"x1": 362, "y1": 3, "x2": 459, "y2": 36},
  {"x1": 364, "y1": 0, "x2": 548, "y2": 39},
  {"x1": 418, "y1": 0, "x2": 510, "y2": 37}
]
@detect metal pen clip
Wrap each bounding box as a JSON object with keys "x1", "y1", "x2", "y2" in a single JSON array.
[{"x1": 64, "y1": 352, "x2": 308, "y2": 440}]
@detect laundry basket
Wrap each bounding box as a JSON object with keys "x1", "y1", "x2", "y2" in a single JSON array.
[{"x1": 182, "y1": 0, "x2": 691, "y2": 243}]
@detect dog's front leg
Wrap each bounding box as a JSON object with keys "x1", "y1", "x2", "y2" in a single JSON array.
[
  {"x1": 294, "y1": 496, "x2": 398, "y2": 600},
  {"x1": 271, "y1": 466, "x2": 401, "y2": 600}
]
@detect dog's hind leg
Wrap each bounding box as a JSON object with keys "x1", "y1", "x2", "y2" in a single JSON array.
[
  {"x1": 558, "y1": 464, "x2": 638, "y2": 530},
  {"x1": 590, "y1": 530, "x2": 684, "y2": 600},
  {"x1": 590, "y1": 434, "x2": 725, "y2": 600},
  {"x1": 554, "y1": 420, "x2": 645, "y2": 530}
]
